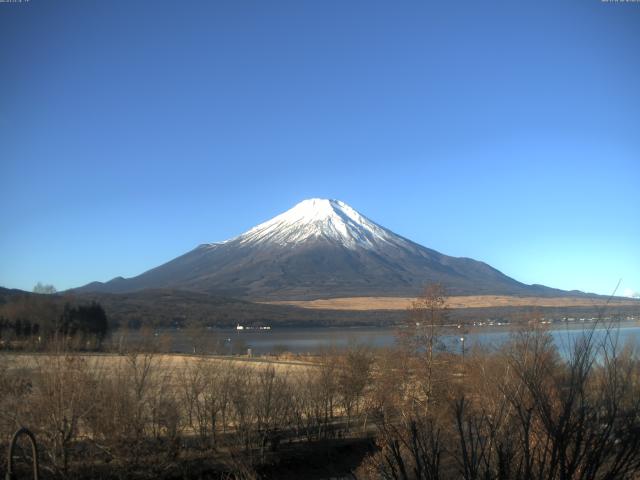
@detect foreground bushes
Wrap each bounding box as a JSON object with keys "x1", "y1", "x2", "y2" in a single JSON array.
[
  {"x1": 358, "y1": 326, "x2": 640, "y2": 480},
  {"x1": 0, "y1": 346, "x2": 374, "y2": 478}
]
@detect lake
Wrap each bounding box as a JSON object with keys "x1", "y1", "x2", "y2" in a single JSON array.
[{"x1": 117, "y1": 321, "x2": 640, "y2": 357}]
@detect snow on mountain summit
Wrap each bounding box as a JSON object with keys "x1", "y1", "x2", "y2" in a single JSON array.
[{"x1": 232, "y1": 198, "x2": 406, "y2": 250}]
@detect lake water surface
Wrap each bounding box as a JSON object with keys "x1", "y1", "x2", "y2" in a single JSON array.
[{"x1": 121, "y1": 322, "x2": 640, "y2": 357}]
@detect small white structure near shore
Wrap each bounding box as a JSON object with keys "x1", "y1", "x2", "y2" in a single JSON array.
[{"x1": 236, "y1": 324, "x2": 271, "y2": 331}]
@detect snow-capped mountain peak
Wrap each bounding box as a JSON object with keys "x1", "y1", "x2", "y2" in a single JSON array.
[
  {"x1": 233, "y1": 198, "x2": 403, "y2": 249},
  {"x1": 75, "y1": 197, "x2": 552, "y2": 299}
]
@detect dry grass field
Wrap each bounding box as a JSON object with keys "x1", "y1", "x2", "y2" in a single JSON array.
[
  {"x1": 264, "y1": 295, "x2": 640, "y2": 311},
  {"x1": 1, "y1": 352, "x2": 317, "y2": 378}
]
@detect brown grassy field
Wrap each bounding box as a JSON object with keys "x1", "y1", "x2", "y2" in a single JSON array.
[
  {"x1": 264, "y1": 295, "x2": 640, "y2": 311},
  {"x1": 1, "y1": 352, "x2": 317, "y2": 379}
]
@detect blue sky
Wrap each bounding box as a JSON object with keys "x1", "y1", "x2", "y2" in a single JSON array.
[{"x1": 1, "y1": 0, "x2": 638, "y2": 296}]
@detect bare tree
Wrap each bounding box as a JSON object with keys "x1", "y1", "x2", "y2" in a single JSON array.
[
  {"x1": 398, "y1": 283, "x2": 448, "y2": 414},
  {"x1": 252, "y1": 365, "x2": 292, "y2": 460},
  {"x1": 29, "y1": 351, "x2": 100, "y2": 476},
  {"x1": 184, "y1": 320, "x2": 207, "y2": 354},
  {"x1": 32, "y1": 282, "x2": 57, "y2": 295},
  {"x1": 337, "y1": 343, "x2": 373, "y2": 432}
]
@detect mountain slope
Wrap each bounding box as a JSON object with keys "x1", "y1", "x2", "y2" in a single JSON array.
[{"x1": 75, "y1": 198, "x2": 570, "y2": 300}]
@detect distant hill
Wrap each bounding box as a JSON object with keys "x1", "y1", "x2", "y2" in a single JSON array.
[
  {"x1": 0, "y1": 286, "x2": 32, "y2": 304},
  {"x1": 74, "y1": 199, "x2": 589, "y2": 300},
  {"x1": 73, "y1": 289, "x2": 403, "y2": 328},
  {"x1": 3, "y1": 286, "x2": 637, "y2": 329},
  {"x1": 73, "y1": 289, "x2": 640, "y2": 329}
]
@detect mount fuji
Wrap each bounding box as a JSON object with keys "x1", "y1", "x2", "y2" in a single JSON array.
[{"x1": 77, "y1": 198, "x2": 567, "y2": 299}]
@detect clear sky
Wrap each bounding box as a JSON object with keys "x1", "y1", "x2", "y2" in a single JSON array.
[{"x1": 1, "y1": 0, "x2": 638, "y2": 297}]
